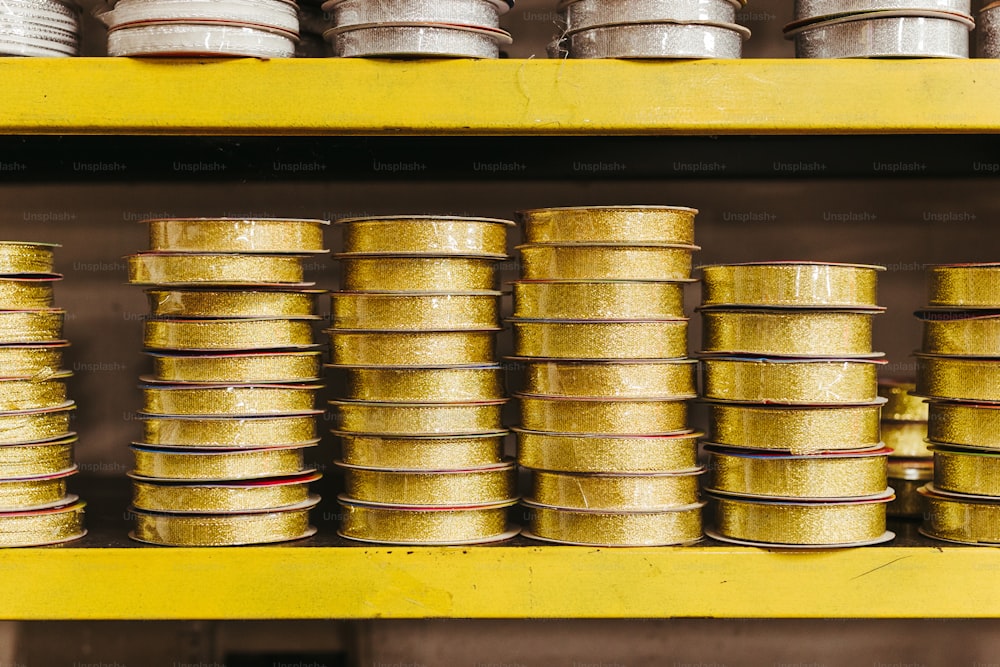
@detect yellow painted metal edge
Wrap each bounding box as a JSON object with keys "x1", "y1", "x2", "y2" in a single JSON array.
[
  {"x1": 0, "y1": 546, "x2": 997, "y2": 619},
  {"x1": 4, "y1": 58, "x2": 1000, "y2": 135}
]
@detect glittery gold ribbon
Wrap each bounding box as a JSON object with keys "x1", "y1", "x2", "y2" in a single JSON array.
[
  {"x1": 0, "y1": 310, "x2": 63, "y2": 344},
  {"x1": 131, "y1": 444, "x2": 310, "y2": 480},
  {"x1": 920, "y1": 486, "x2": 1000, "y2": 544},
  {"x1": 528, "y1": 469, "x2": 702, "y2": 510},
  {"x1": 331, "y1": 292, "x2": 501, "y2": 330},
  {"x1": 927, "y1": 264, "x2": 1000, "y2": 309},
  {"x1": 524, "y1": 500, "x2": 704, "y2": 546},
  {"x1": 0, "y1": 279, "x2": 57, "y2": 310},
  {"x1": 130, "y1": 502, "x2": 317, "y2": 546},
  {"x1": 933, "y1": 447, "x2": 1000, "y2": 497},
  {"x1": 0, "y1": 436, "x2": 75, "y2": 478},
  {"x1": 329, "y1": 330, "x2": 498, "y2": 366},
  {"x1": 920, "y1": 313, "x2": 1000, "y2": 357},
  {"x1": 706, "y1": 402, "x2": 883, "y2": 454},
  {"x1": 142, "y1": 384, "x2": 319, "y2": 416},
  {"x1": 710, "y1": 494, "x2": 889, "y2": 545},
  {"x1": 518, "y1": 244, "x2": 696, "y2": 281},
  {"x1": 0, "y1": 344, "x2": 66, "y2": 379},
  {"x1": 150, "y1": 351, "x2": 322, "y2": 384},
  {"x1": 127, "y1": 253, "x2": 308, "y2": 285},
  {"x1": 0, "y1": 472, "x2": 72, "y2": 510},
  {"x1": 517, "y1": 206, "x2": 697, "y2": 245},
  {"x1": 927, "y1": 401, "x2": 1000, "y2": 450},
  {"x1": 0, "y1": 404, "x2": 74, "y2": 445},
  {"x1": 518, "y1": 359, "x2": 696, "y2": 399},
  {"x1": 0, "y1": 242, "x2": 57, "y2": 275},
  {"x1": 700, "y1": 262, "x2": 883, "y2": 309},
  {"x1": 146, "y1": 218, "x2": 329, "y2": 254},
  {"x1": 0, "y1": 374, "x2": 70, "y2": 411},
  {"x1": 340, "y1": 462, "x2": 515, "y2": 505},
  {"x1": 144, "y1": 319, "x2": 317, "y2": 351},
  {"x1": 131, "y1": 475, "x2": 316, "y2": 513},
  {"x1": 700, "y1": 309, "x2": 877, "y2": 357},
  {"x1": 145, "y1": 289, "x2": 321, "y2": 319},
  {"x1": 339, "y1": 256, "x2": 500, "y2": 292},
  {"x1": 0, "y1": 501, "x2": 85, "y2": 548},
  {"x1": 330, "y1": 399, "x2": 505, "y2": 435},
  {"x1": 512, "y1": 281, "x2": 686, "y2": 320},
  {"x1": 878, "y1": 380, "x2": 928, "y2": 421},
  {"x1": 917, "y1": 355, "x2": 1000, "y2": 403},
  {"x1": 511, "y1": 320, "x2": 688, "y2": 360},
  {"x1": 337, "y1": 432, "x2": 506, "y2": 470},
  {"x1": 339, "y1": 216, "x2": 512, "y2": 257},
  {"x1": 515, "y1": 428, "x2": 700, "y2": 473},
  {"x1": 334, "y1": 365, "x2": 504, "y2": 402},
  {"x1": 701, "y1": 358, "x2": 879, "y2": 405},
  {"x1": 338, "y1": 497, "x2": 515, "y2": 544},
  {"x1": 707, "y1": 447, "x2": 889, "y2": 499},
  {"x1": 882, "y1": 421, "x2": 932, "y2": 458},
  {"x1": 518, "y1": 394, "x2": 688, "y2": 435},
  {"x1": 140, "y1": 413, "x2": 319, "y2": 448}
]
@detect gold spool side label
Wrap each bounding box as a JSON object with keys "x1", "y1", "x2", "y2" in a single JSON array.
[
  {"x1": 131, "y1": 479, "x2": 313, "y2": 513},
  {"x1": 934, "y1": 449, "x2": 1000, "y2": 497},
  {"x1": 0, "y1": 310, "x2": 64, "y2": 344},
  {"x1": 0, "y1": 242, "x2": 56, "y2": 275}
]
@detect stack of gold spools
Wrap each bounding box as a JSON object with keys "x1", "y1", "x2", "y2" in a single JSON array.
[
  {"x1": 700, "y1": 262, "x2": 895, "y2": 548},
  {"x1": 0, "y1": 242, "x2": 84, "y2": 547},
  {"x1": 126, "y1": 218, "x2": 327, "y2": 546},
  {"x1": 880, "y1": 380, "x2": 931, "y2": 518},
  {"x1": 329, "y1": 216, "x2": 518, "y2": 545},
  {"x1": 512, "y1": 206, "x2": 704, "y2": 546},
  {"x1": 917, "y1": 264, "x2": 1000, "y2": 544}
]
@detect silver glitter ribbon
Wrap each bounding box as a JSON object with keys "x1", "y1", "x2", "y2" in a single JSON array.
[
  {"x1": 786, "y1": 11, "x2": 972, "y2": 58},
  {"x1": 562, "y1": 21, "x2": 748, "y2": 59},
  {"x1": 327, "y1": 22, "x2": 511, "y2": 58},
  {"x1": 325, "y1": 0, "x2": 506, "y2": 29},
  {"x1": 559, "y1": 0, "x2": 738, "y2": 32}
]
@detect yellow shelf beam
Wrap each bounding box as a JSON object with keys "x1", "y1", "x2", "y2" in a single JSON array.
[
  {"x1": 2, "y1": 545, "x2": 999, "y2": 619},
  {"x1": 5, "y1": 58, "x2": 1000, "y2": 135}
]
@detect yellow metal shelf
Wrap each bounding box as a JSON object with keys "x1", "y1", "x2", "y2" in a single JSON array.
[{"x1": 6, "y1": 58, "x2": 1000, "y2": 135}]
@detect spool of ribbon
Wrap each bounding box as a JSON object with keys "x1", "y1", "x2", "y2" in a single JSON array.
[
  {"x1": 102, "y1": 0, "x2": 301, "y2": 36},
  {"x1": 334, "y1": 364, "x2": 504, "y2": 402},
  {"x1": 510, "y1": 319, "x2": 688, "y2": 359},
  {"x1": 517, "y1": 206, "x2": 697, "y2": 245},
  {"x1": 0, "y1": 403, "x2": 74, "y2": 445},
  {"x1": 144, "y1": 318, "x2": 317, "y2": 351},
  {"x1": 0, "y1": 242, "x2": 58, "y2": 275},
  {"x1": 0, "y1": 373, "x2": 70, "y2": 411},
  {"x1": 145, "y1": 289, "x2": 321, "y2": 319},
  {"x1": 0, "y1": 278, "x2": 59, "y2": 310},
  {"x1": 519, "y1": 394, "x2": 689, "y2": 434},
  {"x1": 512, "y1": 280, "x2": 686, "y2": 320},
  {"x1": 130, "y1": 500, "x2": 317, "y2": 546},
  {"x1": 149, "y1": 351, "x2": 322, "y2": 384},
  {"x1": 919, "y1": 484, "x2": 1000, "y2": 544},
  {"x1": 140, "y1": 413, "x2": 320, "y2": 448},
  {"x1": 0, "y1": 468, "x2": 74, "y2": 510},
  {"x1": 887, "y1": 460, "x2": 933, "y2": 517},
  {"x1": 330, "y1": 399, "x2": 505, "y2": 435},
  {"x1": 327, "y1": 23, "x2": 511, "y2": 59},
  {"x1": 130, "y1": 443, "x2": 311, "y2": 480},
  {"x1": 0, "y1": 343, "x2": 66, "y2": 379},
  {"x1": 700, "y1": 309, "x2": 878, "y2": 357},
  {"x1": 523, "y1": 499, "x2": 704, "y2": 546},
  {"x1": 325, "y1": 0, "x2": 508, "y2": 29},
  {"x1": 878, "y1": 379, "x2": 929, "y2": 421},
  {"x1": 144, "y1": 218, "x2": 327, "y2": 254},
  {"x1": 336, "y1": 431, "x2": 506, "y2": 470},
  {"x1": 515, "y1": 428, "x2": 700, "y2": 473},
  {"x1": 337, "y1": 496, "x2": 517, "y2": 544},
  {"x1": 108, "y1": 23, "x2": 296, "y2": 58},
  {"x1": 131, "y1": 473, "x2": 319, "y2": 513},
  {"x1": 0, "y1": 435, "x2": 75, "y2": 478},
  {"x1": 517, "y1": 244, "x2": 696, "y2": 281},
  {"x1": 0, "y1": 501, "x2": 85, "y2": 547},
  {"x1": 339, "y1": 255, "x2": 500, "y2": 292},
  {"x1": 339, "y1": 461, "x2": 515, "y2": 505},
  {"x1": 517, "y1": 358, "x2": 696, "y2": 399},
  {"x1": 559, "y1": 0, "x2": 740, "y2": 31},
  {"x1": 918, "y1": 312, "x2": 1000, "y2": 357},
  {"x1": 700, "y1": 262, "x2": 883, "y2": 309},
  {"x1": 337, "y1": 216, "x2": 512, "y2": 257},
  {"x1": 331, "y1": 292, "x2": 501, "y2": 330},
  {"x1": 127, "y1": 253, "x2": 309, "y2": 286},
  {"x1": 329, "y1": 329, "x2": 498, "y2": 366},
  {"x1": 527, "y1": 468, "x2": 703, "y2": 510},
  {"x1": 561, "y1": 21, "x2": 749, "y2": 59},
  {"x1": 0, "y1": 310, "x2": 64, "y2": 344},
  {"x1": 701, "y1": 357, "x2": 880, "y2": 404},
  {"x1": 142, "y1": 383, "x2": 319, "y2": 416},
  {"x1": 917, "y1": 355, "x2": 1000, "y2": 403},
  {"x1": 926, "y1": 263, "x2": 1000, "y2": 309},
  {"x1": 933, "y1": 447, "x2": 1000, "y2": 497},
  {"x1": 927, "y1": 401, "x2": 1000, "y2": 450}
]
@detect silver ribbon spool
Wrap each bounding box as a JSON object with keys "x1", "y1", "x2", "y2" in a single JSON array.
[
  {"x1": 790, "y1": 0, "x2": 970, "y2": 25},
  {"x1": 978, "y1": 1, "x2": 1000, "y2": 57},
  {"x1": 326, "y1": 22, "x2": 512, "y2": 58},
  {"x1": 324, "y1": 0, "x2": 507, "y2": 29},
  {"x1": 561, "y1": 20, "x2": 748, "y2": 59},
  {"x1": 0, "y1": 0, "x2": 78, "y2": 55},
  {"x1": 108, "y1": 23, "x2": 297, "y2": 57},
  {"x1": 785, "y1": 11, "x2": 972, "y2": 58},
  {"x1": 559, "y1": 0, "x2": 739, "y2": 32},
  {"x1": 102, "y1": 0, "x2": 300, "y2": 36}
]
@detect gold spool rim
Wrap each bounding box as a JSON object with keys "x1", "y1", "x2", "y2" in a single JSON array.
[
  {"x1": 701, "y1": 439, "x2": 887, "y2": 455},
  {"x1": 128, "y1": 471, "x2": 321, "y2": 486},
  {"x1": 142, "y1": 217, "x2": 330, "y2": 224},
  {"x1": 337, "y1": 494, "x2": 518, "y2": 511},
  {"x1": 517, "y1": 205, "x2": 699, "y2": 215},
  {"x1": 337, "y1": 215, "x2": 515, "y2": 225},
  {"x1": 513, "y1": 427, "x2": 702, "y2": 440},
  {"x1": 516, "y1": 392, "x2": 689, "y2": 403},
  {"x1": 131, "y1": 494, "x2": 320, "y2": 515},
  {"x1": 329, "y1": 398, "x2": 508, "y2": 407},
  {"x1": 327, "y1": 362, "x2": 502, "y2": 370},
  {"x1": 919, "y1": 482, "x2": 1000, "y2": 505},
  {"x1": 701, "y1": 397, "x2": 887, "y2": 408},
  {"x1": 149, "y1": 350, "x2": 323, "y2": 359},
  {"x1": 522, "y1": 497, "x2": 705, "y2": 515},
  {"x1": 0, "y1": 370, "x2": 72, "y2": 382},
  {"x1": 509, "y1": 279, "x2": 692, "y2": 285},
  {"x1": 336, "y1": 459, "x2": 515, "y2": 474},
  {"x1": 138, "y1": 409, "x2": 324, "y2": 420},
  {"x1": 0, "y1": 275, "x2": 62, "y2": 282},
  {"x1": 706, "y1": 528, "x2": 895, "y2": 549},
  {"x1": 326, "y1": 326, "x2": 502, "y2": 333},
  {"x1": 145, "y1": 218, "x2": 331, "y2": 254},
  {"x1": 517, "y1": 242, "x2": 701, "y2": 251},
  {"x1": 142, "y1": 382, "x2": 323, "y2": 390},
  {"x1": 0, "y1": 401, "x2": 75, "y2": 417},
  {"x1": 706, "y1": 489, "x2": 894, "y2": 505},
  {"x1": 506, "y1": 357, "x2": 697, "y2": 365},
  {"x1": 508, "y1": 317, "x2": 688, "y2": 324},
  {"x1": 331, "y1": 429, "x2": 508, "y2": 439},
  {"x1": 334, "y1": 289, "x2": 503, "y2": 296},
  {"x1": 0, "y1": 498, "x2": 83, "y2": 518},
  {"x1": 335, "y1": 251, "x2": 508, "y2": 259},
  {"x1": 698, "y1": 260, "x2": 885, "y2": 270},
  {"x1": 526, "y1": 466, "x2": 706, "y2": 478},
  {"x1": 151, "y1": 315, "x2": 322, "y2": 322},
  {"x1": 133, "y1": 437, "x2": 322, "y2": 450},
  {"x1": 704, "y1": 443, "x2": 893, "y2": 459}
]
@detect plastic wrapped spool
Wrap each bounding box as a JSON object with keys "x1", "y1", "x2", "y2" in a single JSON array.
[
  {"x1": 0, "y1": 435, "x2": 76, "y2": 479},
  {"x1": 882, "y1": 421, "x2": 931, "y2": 458},
  {"x1": 130, "y1": 473, "x2": 319, "y2": 513},
  {"x1": 516, "y1": 206, "x2": 698, "y2": 246},
  {"x1": 878, "y1": 379, "x2": 928, "y2": 421},
  {"x1": 130, "y1": 499, "x2": 318, "y2": 546},
  {"x1": 324, "y1": 0, "x2": 508, "y2": 29},
  {"x1": 512, "y1": 280, "x2": 686, "y2": 320},
  {"x1": 330, "y1": 292, "x2": 501, "y2": 330},
  {"x1": 791, "y1": 0, "x2": 969, "y2": 24},
  {"x1": 784, "y1": 11, "x2": 972, "y2": 58},
  {"x1": 148, "y1": 351, "x2": 323, "y2": 384},
  {"x1": 561, "y1": 21, "x2": 749, "y2": 59},
  {"x1": 918, "y1": 312, "x2": 1000, "y2": 357},
  {"x1": 337, "y1": 216, "x2": 512, "y2": 257},
  {"x1": 887, "y1": 460, "x2": 933, "y2": 518},
  {"x1": 333, "y1": 364, "x2": 505, "y2": 403},
  {"x1": 146, "y1": 289, "x2": 322, "y2": 319},
  {"x1": 516, "y1": 358, "x2": 697, "y2": 399},
  {"x1": 0, "y1": 469, "x2": 74, "y2": 511},
  {"x1": 700, "y1": 309, "x2": 879, "y2": 358},
  {"x1": 329, "y1": 399, "x2": 505, "y2": 436},
  {"x1": 927, "y1": 264, "x2": 1000, "y2": 308},
  {"x1": 0, "y1": 277, "x2": 60, "y2": 310},
  {"x1": 108, "y1": 23, "x2": 297, "y2": 57},
  {"x1": 0, "y1": 1, "x2": 79, "y2": 57},
  {"x1": 510, "y1": 319, "x2": 688, "y2": 359},
  {"x1": 140, "y1": 413, "x2": 321, "y2": 448},
  {"x1": 338, "y1": 497, "x2": 518, "y2": 545},
  {"x1": 0, "y1": 343, "x2": 67, "y2": 378},
  {"x1": 515, "y1": 429, "x2": 700, "y2": 474},
  {"x1": 0, "y1": 403, "x2": 74, "y2": 445},
  {"x1": 916, "y1": 356, "x2": 1000, "y2": 404},
  {"x1": 339, "y1": 256, "x2": 501, "y2": 292},
  {"x1": 0, "y1": 501, "x2": 85, "y2": 547},
  {"x1": 144, "y1": 318, "x2": 318, "y2": 352},
  {"x1": 328, "y1": 329, "x2": 498, "y2": 366},
  {"x1": 932, "y1": 446, "x2": 1000, "y2": 497},
  {"x1": 337, "y1": 431, "x2": 507, "y2": 470},
  {"x1": 518, "y1": 244, "x2": 697, "y2": 281},
  {"x1": 526, "y1": 468, "x2": 703, "y2": 511},
  {"x1": 326, "y1": 22, "x2": 512, "y2": 58},
  {"x1": 0, "y1": 309, "x2": 63, "y2": 344},
  {"x1": 700, "y1": 262, "x2": 883, "y2": 310},
  {"x1": 517, "y1": 394, "x2": 688, "y2": 435},
  {"x1": 927, "y1": 401, "x2": 1000, "y2": 451},
  {"x1": 102, "y1": 1, "x2": 301, "y2": 40},
  {"x1": 131, "y1": 443, "x2": 313, "y2": 481},
  {"x1": 0, "y1": 242, "x2": 59, "y2": 275},
  {"x1": 559, "y1": 0, "x2": 738, "y2": 32},
  {"x1": 919, "y1": 484, "x2": 1000, "y2": 544},
  {"x1": 142, "y1": 384, "x2": 320, "y2": 416},
  {"x1": 339, "y1": 461, "x2": 516, "y2": 505},
  {"x1": 701, "y1": 357, "x2": 880, "y2": 405},
  {"x1": 523, "y1": 500, "x2": 704, "y2": 546},
  {"x1": 127, "y1": 253, "x2": 310, "y2": 286}
]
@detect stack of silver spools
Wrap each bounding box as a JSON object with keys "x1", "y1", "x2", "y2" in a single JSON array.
[
  {"x1": 978, "y1": 2, "x2": 1000, "y2": 56},
  {"x1": 100, "y1": 0, "x2": 299, "y2": 57},
  {"x1": 0, "y1": 0, "x2": 79, "y2": 56},
  {"x1": 322, "y1": 0, "x2": 513, "y2": 58},
  {"x1": 551, "y1": 0, "x2": 749, "y2": 59},
  {"x1": 784, "y1": 0, "x2": 972, "y2": 58}
]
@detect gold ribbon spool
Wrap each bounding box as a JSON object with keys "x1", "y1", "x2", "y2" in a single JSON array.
[
  {"x1": 700, "y1": 309, "x2": 877, "y2": 357},
  {"x1": 0, "y1": 278, "x2": 57, "y2": 310},
  {"x1": 0, "y1": 471, "x2": 73, "y2": 510},
  {"x1": 878, "y1": 380, "x2": 928, "y2": 421},
  {"x1": 337, "y1": 432, "x2": 506, "y2": 470},
  {"x1": 517, "y1": 206, "x2": 697, "y2": 245},
  {"x1": 920, "y1": 313, "x2": 1000, "y2": 357},
  {"x1": 140, "y1": 413, "x2": 320, "y2": 448},
  {"x1": 518, "y1": 359, "x2": 696, "y2": 399},
  {"x1": 882, "y1": 421, "x2": 932, "y2": 458},
  {"x1": 131, "y1": 444, "x2": 311, "y2": 480},
  {"x1": 0, "y1": 344, "x2": 66, "y2": 379},
  {"x1": 127, "y1": 253, "x2": 308, "y2": 285},
  {"x1": 330, "y1": 399, "x2": 505, "y2": 436},
  {"x1": 337, "y1": 497, "x2": 516, "y2": 545},
  {"x1": 0, "y1": 436, "x2": 76, "y2": 478},
  {"x1": 706, "y1": 401, "x2": 883, "y2": 454},
  {"x1": 145, "y1": 289, "x2": 321, "y2": 319},
  {"x1": 528, "y1": 469, "x2": 702, "y2": 510},
  {"x1": 146, "y1": 218, "x2": 329, "y2": 254},
  {"x1": 329, "y1": 329, "x2": 498, "y2": 366},
  {"x1": 142, "y1": 384, "x2": 319, "y2": 416},
  {"x1": 0, "y1": 404, "x2": 74, "y2": 445},
  {"x1": 700, "y1": 262, "x2": 883, "y2": 309},
  {"x1": 928, "y1": 401, "x2": 1000, "y2": 450},
  {"x1": 919, "y1": 485, "x2": 1000, "y2": 544},
  {"x1": 511, "y1": 319, "x2": 688, "y2": 360},
  {"x1": 0, "y1": 373, "x2": 70, "y2": 411},
  {"x1": 130, "y1": 502, "x2": 317, "y2": 546},
  {"x1": 512, "y1": 280, "x2": 686, "y2": 320},
  {"x1": 0, "y1": 242, "x2": 57, "y2": 275},
  {"x1": 0, "y1": 501, "x2": 86, "y2": 547},
  {"x1": 917, "y1": 355, "x2": 1000, "y2": 403},
  {"x1": 518, "y1": 394, "x2": 688, "y2": 435},
  {"x1": 0, "y1": 310, "x2": 63, "y2": 344},
  {"x1": 340, "y1": 462, "x2": 516, "y2": 505},
  {"x1": 706, "y1": 446, "x2": 889, "y2": 499},
  {"x1": 339, "y1": 256, "x2": 500, "y2": 292},
  {"x1": 887, "y1": 461, "x2": 933, "y2": 518},
  {"x1": 701, "y1": 358, "x2": 879, "y2": 405},
  {"x1": 334, "y1": 365, "x2": 504, "y2": 402},
  {"x1": 150, "y1": 351, "x2": 322, "y2": 384},
  {"x1": 933, "y1": 447, "x2": 1000, "y2": 497},
  {"x1": 144, "y1": 318, "x2": 317, "y2": 351},
  {"x1": 331, "y1": 292, "x2": 501, "y2": 330},
  {"x1": 927, "y1": 264, "x2": 1000, "y2": 309},
  {"x1": 710, "y1": 494, "x2": 889, "y2": 546},
  {"x1": 131, "y1": 474, "x2": 318, "y2": 513},
  {"x1": 518, "y1": 244, "x2": 696, "y2": 281},
  {"x1": 338, "y1": 216, "x2": 512, "y2": 257},
  {"x1": 516, "y1": 428, "x2": 699, "y2": 473},
  {"x1": 523, "y1": 500, "x2": 704, "y2": 546}
]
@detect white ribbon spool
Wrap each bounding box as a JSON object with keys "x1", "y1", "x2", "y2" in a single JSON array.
[
  {"x1": 785, "y1": 10, "x2": 972, "y2": 58},
  {"x1": 326, "y1": 21, "x2": 511, "y2": 58},
  {"x1": 102, "y1": 0, "x2": 299, "y2": 36},
  {"x1": 563, "y1": 20, "x2": 748, "y2": 58},
  {"x1": 559, "y1": 0, "x2": 739, "y2": 32},
  {"x1": 324, "y1": 0, "x2": 506, "y2": 29},
  {"x1": 108, "y1": 22, "x2": 296, "y2": 56}
]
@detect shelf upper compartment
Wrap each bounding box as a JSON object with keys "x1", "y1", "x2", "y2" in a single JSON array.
[{"x1": 7, "y1": 58, "x2": 1000, "y2": 136}]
